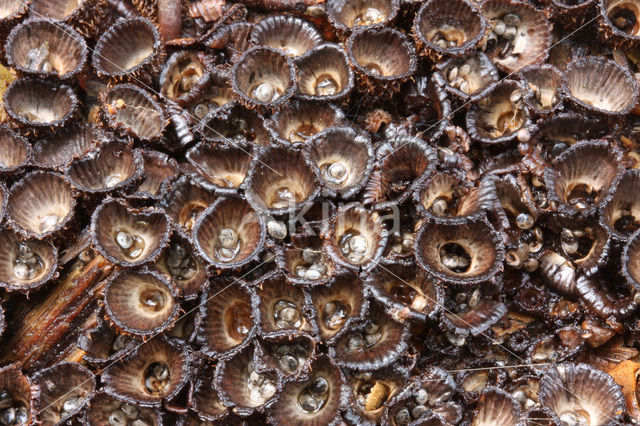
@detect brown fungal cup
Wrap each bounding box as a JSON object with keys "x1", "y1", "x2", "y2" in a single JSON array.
[
  {"x1": 160, "y1": 176, "x2": 216, "y2": 233},
  {"x1": 327, "y1": 0, "x2": 400, "y2": 34},
  {"x1": 193, "y1": 196, "x2": 265, "y2": 270},
  {"x1": 413, "y1": 0, "x2": 487, "y2": 58},
  {"x1": 545, "y1": 139, "x2": 623, "y2": 216},
  {"x1": 66, "y1": 141, "x2": 143, "y2": 193},
  {"x1": 231, "y1": 47, "x2": 296, "y2": 111},
  {"x1": 90, "y1": 198, "x2": 170, "y2": 267},
  {"x1": 185, "y1": 140, "x2": 253, "y2": 195},
  {"x1": 308, "y1": 274, "x2": 369, "y2": 344},
  {"x1": 85, "y1": 391, "x2": 161, "y2": 426},
  {"x1": 131, "y1": 149, "x2": 179, "y2": 200},
  {"x1": 7, "y1": 171, "x2": 76, "y2": 239},
  {"x1": 266, "y1": 100, "x2": 346, "y2": 145},
  {"x1": 308, "y1": 126, "x2": 374, "y2": 199},
  {"x1": 93, "y1": 17, "x2": 163, "y2": 81},
  {"x1": 434, "y1": 52, "x2": 499, "y2": 102},
  {"x1": 562, "y1": 56, "x2": 639, "y2": 116},
  {"x1": 5, "y1": 18, "x2": 87, "y2": 80},
  {"x1": 267, "y1": 356, "x2": 347, "y2": 425},
  {"x1": 195, "y1": 278, "x2": 258, "y2": 360},
  {"x1": 256, "y1": 272, "x2": 312, "y2": 337},
  {"x1": 244, "y1": 146, "x2": 321, "y2": 215},
  {"x1": 481, "y1": 0, "x2": 552, "y2": 73},
  {"x1": 519, "y1": 64, "x2": 564, "y2": 115},
  {"x1": 0, "y1": 228, "x2": 58, "y2": 292},
  {"x1": 600, "y1": 169, "x2": 640, "y2": 241},
  {"x1": 0, "y1": 365, "x2": 35, "y2": 426},
  {"x1": 3, "y1": 78, "x2": 77, "y2": 131},
  {"x1": 466, "y1": 80, "x2": 531, "y2": 145},
  {"x1": 100, "y1": 84, "x2": 166, "y2": 142},
  {"x1": 32, "y1": 362, "x2": 95, "y2": 425},
  {"x1": 102, "y1": 338, "x2": 190, "y2": 406},
  {"x1": 322, "y1": 203, "x2": 388, "y2": 273},
  {"x1": 0, "y1": 125, "x2": 29, "y2": 173},
  {"x1": 414, "y1": 218, "x2": 505, "y2": 285},
  {"x1": 295, "y1": 44, "x2": 355, "y2": 102},
  {"x1": 104, "y1": 269, "x2": 178, "y2": 336},
  {"x1": 159, "y1": 50, "x2": 211, "y2": 107},
  {"x1": 250, "y1": 15, "x2": 323, "y2": 57},
  {"x1": 32, "y1": 123, "x2": 101, "y2": 170},
  {"x1": 347, "y1": 28, "x2": 417, "y2": 96}
]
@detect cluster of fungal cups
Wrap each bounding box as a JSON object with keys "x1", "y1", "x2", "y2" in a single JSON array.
[{"x1": 4, "y1": 0, "x2": 640, "y2": 424}]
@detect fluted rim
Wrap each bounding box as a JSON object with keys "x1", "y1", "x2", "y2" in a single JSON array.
[{"x1": 295, "y1": 43, "x2": 355, "y2": 102}]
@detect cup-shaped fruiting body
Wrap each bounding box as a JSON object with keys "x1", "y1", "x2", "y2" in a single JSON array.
[
  {"x1": 159, "y1": 51, "x2": 211, "y2": 107},
  {"x1": 295, "y1": 44, "x2": 355, "y2": 102},
  {"x1": 470, "y1": 387, "x2": 521, "y2": 426},
  {"x1": 131, "y1": 149, "x2": 179, "y2": 200},
  {"x1": 66, "y1": 141, "x2": 143, "y2": 194},
  {"x1": 153, "y1": 231, "x2": 209, "y2": 299},
  {"x1": 308, "y1": 126, "x2": 374, "y2": 199},
  {"x1": 258, "y1": 333, "x2": 317, "y2": 381},
  {"x1": 545, "y1": 140, "x2": 623, "y2": 217},
  {"x1": 330, "y1": 302, "x2": 408, "y2": 371},
  {"x1": 215, "y1": 344, "x2": 282, "y2": 416},
  {"x1": 0, "y1": 365, "x2": 36, "y2": 426},
  {"x1": 402, "y1": 75, "x2": 452, "y2": 142},
  {"x1": 539, "y1": 251, "x2": 579, "y2": 296},
  {"x1": 28, "y1": 0, "x2": 107, "y2": 38},
  {"x1": 327, "y1": 0, "x2": 400, "y2": 35},
  {"x1": 32, "y1": 123, "x2": 102, "y2": 170},
  {"x1": 91, "y1": 198, "x2": 170, "y2": 267},
  {"x1": 554, "y1": 218, "x2": 611, "y2": 276},
  {"x1": 433, "y1": 52, "x2": 499, "y2": 102},
  {"x1": 232, "y1": 47, "x2": 296, "y2": 111},
  {"x1": 526, "y1": 327, "x2": 585, "y2": 365},
  {"x1": 244, "y1": 146, "x2": 321, "y2": 215},
  {"x1": 104, "y1": 268, "x2": 178, "y2": 336},
  {"x1": 366, "y1": 263, "x2": 443, "y2": 323},
  {"x1": 342, "y1": 367, "x2": 407, "y2": 425},
  {"x1": 413, "y1": 0, "x2": 486, "y2": 59},
  {"x1": 102, "y1": 338, "x2": 190, "y2": 406},
  {"x1": 530, "y1": 113, "x2": 611, "y2": 162},
  {"x1": 307, "y1": 274, "x2": 369, "y2": 344},
  {"x1": 193, "y1": 196, "x2": 265, "y2": 270},
  {"x1": 322, "y1": 203, "x2": 388, "y2": 273},
  {"x1": 539, "y1": 363, "x2": 624, "y2": 425},
  {"x1": 562, "y1": 57, "x2": 639, "y2": 116},
  {"x1": 32, "y1": 362, "x2": 95, "y2": 425},
  {"x1": 365, "y1": 136, "x2": 438, "y2": 209},
  {"x1": 599, "y1": 0, "x2": 640, "y2": 48},
  {"x1": 93, "y1": 17, "x2": 163, "y2": 82},
  {"x1": 195, "y1": 278, "x2": 258, "y2": 360},
  {"x1": 415, "y1": 173, "x2": 496, "y2": 224},
  {"x1": 481, "y1": 0, "x2": 552, "y2": 73},
  {"x1": 0, "y1": 228, "x2": 58, "y2": 292},
  {"x1": 185, "y1": 66, "x2": 234, "y2": 119},
  {"x1": 600, "y1": 169, "x2": 640, "y2": 241},
  {"x1": 466, "y1": 80, "x2": 531, "y2": 145},
  {"x1": 3, "y1": 78, "x2": 77, "y2": 132},
  {"x1": 101, "y1": 84, "x2": 166, "y2": 142},
  {"x1": 277, "y1": 233, "x2": 336, "y2": 287},
  {"x1": 577, "y1": 274, "x2": 638, "y2": 319},
  {"x1": 84, "y1": 391, "x2": 161, "y2": 426},
  {"x1": 266, "y1": 100, "x2": 346, "y2": 145},
  {"x1": 195, "y1": 102, "x2": 271, "y2": 146},
  {"x1": 204, "y1": 21, "x2": 255, "y2": 62},
  {"x1": 185, "y1": 140, "x2": 253, "y2": 195},
  {"x1": 441, "y1": 284, "x2": 507, "y2": 337},
  {"x1": 160, "y1": 176, "x2": 216, "y2": 233},
  {"x1": 255, "y1": 272, "x2": 312, "y2": 337},
  {"x1": 519, "y1": 64, "x2": 563, "y2": 115},
  {"x1": 250, "y1": 15, "x2": 323, "y2": 57},
  {"x1": 7, "y1": 171, "x2": 76, "y2": 239},
  {"x1": 347, "y1": 28, "x2": 417, "y2": 96},
  {"x1": 267, "y1": 355, "x2": 347, "y2": 425},
  {"x1": 79, "y1": 317, "x2": 138, "y2": 366},
  {"x1": 0, "y1": 125, "x2": 29, "y2": 173},
  {"x1": 415, "y1": 218, "x2": 505, "y2": 285},
  {"x1": 190, "y1": 364, "x2": 228, "y2": 423},
  {"x1": 5, "y1": 18, "x2": 87, "y2": 80},
  {"x1": 386, "y1": 368, "x2": 461, "y2": 425}
]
